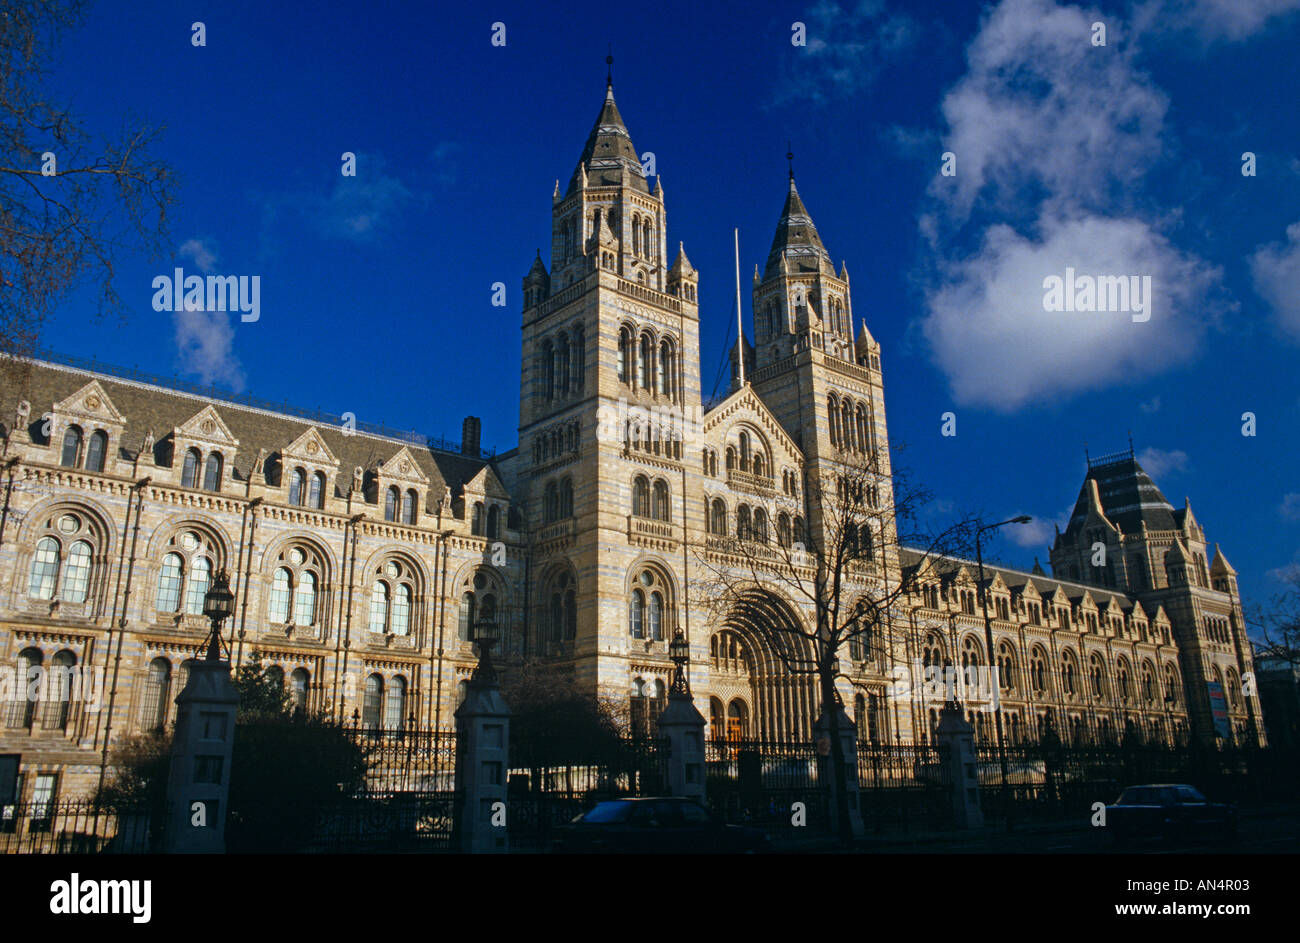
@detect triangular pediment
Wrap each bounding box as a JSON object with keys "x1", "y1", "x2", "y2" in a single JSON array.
[
  {"x1": 176, "y1": 405, "x2": 239, "y2": 448},
  {"x1": 703, "y1": 385, "x2": 802, "y2": 461},
  {"x1": 379, "y1": 446, "x2": 429, "y2": 485},
  {"x1": 54, "y1": 381, "x2": 126, "y2": 426},
  {"x1": 282, "y1": 426, "x2": 339, "y2": 467},
  {"x1": 463, "y1": 464, "x2": 509, "y2": 500}
]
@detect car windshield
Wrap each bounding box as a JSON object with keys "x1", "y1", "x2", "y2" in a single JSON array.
[{"x1": 579, "y1": 802, "x2": 633, "y2": 824}]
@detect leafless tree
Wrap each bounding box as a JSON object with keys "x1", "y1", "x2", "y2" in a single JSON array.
[
  {"x1": 1250, "y1": 567, "x2": 1300, "y2": 668},
  {"x1": 691, "y1": 443, "x2": 977, "y2": 841},
  {"x1": 0, "y1": 1, "x2": 175, "y2": 356}
]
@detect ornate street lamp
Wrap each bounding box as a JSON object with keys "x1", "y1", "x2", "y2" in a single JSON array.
[
  {"x1": 669, "y1": 629, "x2": 690, "y2": 695},
  {"x1": 201, "y1": 568, "x2": 235, "y2": 661},
  {"x1": 472, "y1": 616, "x2": 500, "y2": 685}
]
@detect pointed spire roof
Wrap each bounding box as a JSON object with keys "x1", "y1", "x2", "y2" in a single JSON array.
[
  {"x1": 764, "y1": 175, "x2": 832, "y2": 278},
  {"x1": 567, "y1": 82, "x2": 648, "y2": 196},
  {"x1": 669, "y1": 241, "x2": 695, "y2": 277},
  {"x1": 1210, "y1": 544, "x2": 1237, "y2": 576},
  {"x1": 855, "y1": 317, "x2": 876, "y2": 354}
]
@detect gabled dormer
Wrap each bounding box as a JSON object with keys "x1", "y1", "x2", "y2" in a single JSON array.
[
  {"x1": 374, "y1": 446, "x2": 430, "y2": 525},
  {"x1": 172, "y1": 405, "x2": 239, "y2": 492},
  {"x1": 1209, "y1": 544, "x2": 1239, "y2": 595},
  {"x1": 49, "y1": 381, "x2": 127, "y2": 474},
  {"x1": 461, "y1": 464, "x2": 511, "y2": 539},
  {"x1": 279, "y1": 427, "x2": 341, "y2": 509}
]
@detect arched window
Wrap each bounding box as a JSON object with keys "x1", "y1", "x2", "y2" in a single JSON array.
[
  {"x1": 62, "y1": 540, "x2": 93, "y2": 603},
  {"x1": 652, "y1": 479, "x2": 670, "y2": 521},
  {"x1": 710, "y1": 498, "x2": 727, "y2": 536},
  {"x1": 369, "y1": 581, "x2": 390, "y2": 633},
  {"x1": 827, "y1": 395, "x2": 840, "y2": 447},
  {"x1": 632, "y1": 475, "x2": 650, "y2": 518},
  {"x1": 561, "y1": 478, "x2": 573, "y2": 518},
  {"x1": 385, "y1": 675, "x2": 408, "y2": 731},
  {"x1": 618, "y1": 327, "x2": 631, "y2": 384},
  {"x1": 9, "y1": 648, "x2": 42, "y2": 729},
  {"x1": 289, "y1": 468, "x2": 305, "y2": 506},
  {"x1": 564, "y1": 588, "x2": 577, "y2": 640},
  {"x1": 659, "y1": 339, "x2": 674, "y2": 398},
  {"x1": 1090, "y1": 654, "x2": 1107, "y2": 700},
  {"x1": 856, "y1": 405, "x2": 869, "y2": 454},
  {"x1": 550, "y1": 592, "x2": 563, "y2": 643},
  {"x1": 739, "y1": 432, "x2": 750, "y2": 471},
  {"x1": 27, "y1": 537, "x2": 62, "y2": 600},
  {"x1": 458, "y1": 591, "x2": 475, "y2": 642},
  {"x1": 841, "y1": 400, "x2": 854, "y2": 451},
  {"x1": 472, "y1": 502, "x2": 484, "y2": 536},
  {"x1": 362, "y1": 674, "x2": 384, "y2": 730},
  {"x1": 86, "y1": 430, "x2": 108, "y2": 472},
  {"x1": 1062, "y1": 654, "x2": 1078, "y2": 698},
  {"x1": 777, "y1": 512, "x2": 792, "y2": 547},
  {"x1": 574, "y1": 326, "x2": 585, "y2": 391},
  {"x1": 401, "y1": 489, "x2": 417, "y2": 525},
  {"x1": 643, "y1": 218, "x2": 653, "y2": 259},
  {"x1": 737, "y1": 505, "x2": 752, "y2": 540},
  {"x1": 310, "y1": 472, "x2": 326, "y2": 509},
  {"x1": 632, "y1": 214, "x2": 641, "y2": 256},
  {"x1": 648, "y1": 591, "x2": 663, "y2": 641},
  {"x1": 753, "y1": 453, "x2": 765, "y2": 478},
  {"x1": 638, "y1": 333, "x2": 651, "y2": 389},
  {"x1": 291, "y1": 668, "x2": 310, "y2": 715},
  {"x1": 157, "y1": 552, "x2": 185, "y2": 612},
  {"x1": 392, "y1": 583, "x2": 412, "y2": 636},
  {"x1": 384, "y1": 486, "x2": 399, "y2": 522},
  {"x1": 202, "y1": 452, "x2": 223, "y2": 491},
  {"x1": 544, "y1": 482, "x2": 558, "y2": 523},
  {"x1": 630, "y1": 589, "x2": 645, "y2": 639},
  {"x1": 141, "y1": 658, "x2": 172, "y2": 732},
  {"x1": 542, "y1": 340, "x2": 555, "y2": 399},
  {"x1": 487, "y1": 503, "x2": 500, "y2": 537},
  {"x1": 293, "y1": 570, "x2": 317, "y2": 625},
  {"x1": 181, "y1": 448, "x2": 200, "y2": 488},
  {"x1": 753, "y1": 508, "x2": 768, "y2": 543},
  {"x1": 557, "y1": 331, "x2": 570, "y2": 394},
  {"x1": 45, "y1": 651, "x2": 76, "y2": 730},
  {"x1": 60, "y1": 426, "x2": 83, "y2": 467},
  {"x1": 182, "y1": 556, "x2": 211, "y2": 615}
]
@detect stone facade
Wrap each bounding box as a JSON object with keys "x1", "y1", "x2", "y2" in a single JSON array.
[{"x1": 0, "y1": 82, "x2": 1265, "y2": 802}]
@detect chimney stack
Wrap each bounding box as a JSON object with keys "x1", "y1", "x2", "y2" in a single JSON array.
[{"x1": 462, "y1": 416, "x2": 481, "y2": 457}]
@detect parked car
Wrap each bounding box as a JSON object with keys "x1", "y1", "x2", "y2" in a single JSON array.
[
  {"x1": 555, "y1": 797, "x2": 772, "y2": 853},
  {"x1": 1106, "y1": 784, "x2": 1237, "y2": 845}
]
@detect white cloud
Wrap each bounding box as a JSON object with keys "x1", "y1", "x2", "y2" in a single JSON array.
[
  {"x1": 173, "y1": 302, "x2": 244, "y2": 391},
  {"x1": 178, "y1": 238, "x2": 218, "y2": 273},
  {"x1": 1003, "y1": 511, "x2": 1065, "y2": 549},
  {"x1": 772, "y1": 0, "x2": 917, "y2": 106},
  {"x1": 1135, "y1": 0, "x2": 1300, "y2": 43},
  {"x1": 923, "y1": 215, "x2": 1218, "y2": 410},
  {"x1": 1249, "y1": 221, "x2": 1300, "y2": 342},
  {"x1": 1281, "y1": 493, "x2": 1300, "y2": 521},
  {"x1": 1137, "y1": 446, "x2": 1189, "y2": 478},
  {"x1": 916, "y1": 0, "x2": 1224, "y2": 411},
  {"x1": 1139, "y1": 396, "x2": 1161, "y2": 413},
  {"x1": 320, "y1": 163, "x2": 414, "y2": 239}
]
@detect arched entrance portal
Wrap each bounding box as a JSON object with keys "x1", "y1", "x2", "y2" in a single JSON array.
[{"x1": 708, "y1": 589, "x2": 819, "y2": 741}]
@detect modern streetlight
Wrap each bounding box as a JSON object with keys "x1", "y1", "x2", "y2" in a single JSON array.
[
  {"x1": 974, "y1": 515, "x2": 1031, "y2": 823},
  {"x1": 201, "y1": 568, "x2": 236, "y2": 661}
]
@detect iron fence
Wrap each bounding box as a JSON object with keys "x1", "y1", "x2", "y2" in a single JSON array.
[
  {"x1": 346, "y1": 725, "x2": 458, "y2": 793},
  {"x1": 0, "y1": 801, "x2": 156, "y2": 854},
  {"x1": 507, "y1": 734, "x2": 665, "y2": 850},
  {"x1": 706, "y1": 738, "x2": 830, "y2": 834}
]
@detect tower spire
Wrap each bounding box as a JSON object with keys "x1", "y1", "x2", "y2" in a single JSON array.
[
  {"x1": 786, "y1": 141, "x2": 794, "y2": 180},
  {"x1": 606, "y1": 45, "x2": 613, "y2": 89}
]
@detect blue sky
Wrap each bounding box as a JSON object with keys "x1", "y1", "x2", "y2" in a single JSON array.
[{"x1": 36, "y1": 0, "x2": 1300, "y2": 607}]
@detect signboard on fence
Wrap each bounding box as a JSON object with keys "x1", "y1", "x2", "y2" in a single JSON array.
[{"x1": 1206, "y1": 682, "x2": 1230, "y2": 738}]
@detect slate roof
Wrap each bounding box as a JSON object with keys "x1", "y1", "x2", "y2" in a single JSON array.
[
  {"x1": 567, "y1": 82, "x2": 649, "y2": 197},
  {"x1": 764, "y1": 176, "x2": 833, "y2": 279},
  {"x1": 1064, "y1": 451, "x2": 1177, "y2": 538},
  {"x1": 0, "y1": 355, "x2": 495, "y2": 501}
]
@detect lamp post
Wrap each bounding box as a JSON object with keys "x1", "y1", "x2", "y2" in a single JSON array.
[
  {"x1": 669, "y1": 628, "x2": 690, "y2": 695},
  {"x1": 471, "y1": 616, "x2": 500, "y2": 686},
  {"x1": 201, "y1": 569, "x2": 236, "y2": 662},
  {"x1": 975, "y1": 515, "x2": 1031, "y2": 825}
]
